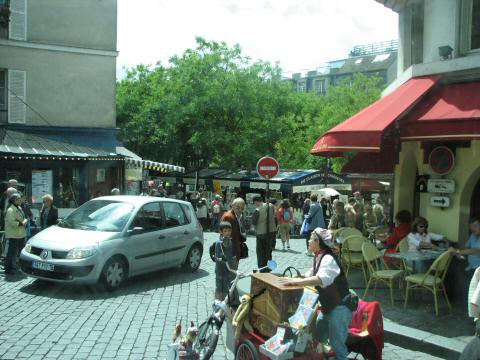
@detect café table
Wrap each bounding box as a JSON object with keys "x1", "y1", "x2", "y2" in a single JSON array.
[{"x1": 384, "y1": 249, "x2": 445, "y2": 273}]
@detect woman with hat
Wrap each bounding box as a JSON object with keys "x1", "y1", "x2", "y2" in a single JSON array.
[
  {"x1": 4, "y1": 192, "x2": 27, "y2": 275},
  {"x1": 281, "y1": 227, "x2": 353, "y2": 359}
]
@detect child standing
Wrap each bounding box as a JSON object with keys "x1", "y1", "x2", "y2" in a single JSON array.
[{"x1": 215, "y1": 221, "x2": 238, "y2": 300}]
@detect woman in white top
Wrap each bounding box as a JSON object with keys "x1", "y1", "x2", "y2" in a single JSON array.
[{"x1": 407, "y1": 216, "x2": 448, "y2": 251}]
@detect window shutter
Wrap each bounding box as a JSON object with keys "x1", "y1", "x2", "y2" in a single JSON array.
[
  {"x1": 8, "y1": 69, "x2": 26, "y2": 124},
  {"x1": 9, "y1": 0, "x2": 26, "y2": 41}
]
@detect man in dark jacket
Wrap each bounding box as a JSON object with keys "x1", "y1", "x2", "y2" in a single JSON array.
[{"x1": 40, "y1": 194, "x2": 58, "y2": 230}]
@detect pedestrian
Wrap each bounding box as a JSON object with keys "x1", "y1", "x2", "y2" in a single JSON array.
[
  {"x1": 40, "y1": 194, "x2": 58, "y2": 230},
  {"x1": 111, "y1": 188, "x2": 120, "y2": 195},
  {"x1": 269, "y1": 198, "x2": 279, "y2": 250},
  {"x1": 19, "y1": 192, "x2": 34, "y2": 238},
  {"x1": 353, "y1": 203, "x2": 364, "y2": 232},
  {"x1": 4, "y1": 193, "x2": 27, "y2": 275},
  {"x1": 328, "y1": 201, "x2": 346, "y2": 231},
  {"x1": 0, "y1": 181, "x2": 8, "y2": 231},
  {"x1": 214, "y1": 221, "x2": 238, "y2": 300},
  {"x1": 302, "y1": 198, "x2": 311, "y2": 219},
  {"x1": 304, "y1": 194, "x2": 326, "y2": 255},
  {"x1": 277, "y1": 199, "x2": 294, "y2": 251},
  {"x1": 373, "y1": 197, "x2": 385, "y2": 226},
  {"x1": 251, "y1": 196, "x2": 276, "y2": 271},
  {"x1": 210, "y1": 194, "x2": 224, "y2": 233},
  {"x1": 8, "y1": 179, "x2": 18, "y2": 189},
  {"x1": 220, "y1": 197, "x2": 246, "y2": 262},
  {"x1": 281, "y1": 228, "x2": 354, "y2": 360},
  {"x1": 196, "y1": 198, "x2": 209, "y2": 231}
]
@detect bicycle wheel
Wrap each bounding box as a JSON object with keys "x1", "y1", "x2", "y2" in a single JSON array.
[{"x1": 194, "y1": 318, "x2": 220, "y2": 360}]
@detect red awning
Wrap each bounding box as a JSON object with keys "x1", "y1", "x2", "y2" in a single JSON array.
[
  {"x1": 311, "y1": 75, "x2": 440, "y2": 156},
  {"x1": 341, "y1": 151, "x2": 396, "y2": 174},
  {"x1": 401, "y1": 81, "x2": 480, "y2": 141},
  {"x1": 351, "y1": 178, "x2": 386, "y2": 191}
]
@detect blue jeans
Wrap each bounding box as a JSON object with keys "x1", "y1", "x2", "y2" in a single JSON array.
[
  {"x1": 315, "y1": 305, "x2": 352, "y2": 360},
  {"x1": 211, "y1": 215, "x2": 220, "y2": 232}
]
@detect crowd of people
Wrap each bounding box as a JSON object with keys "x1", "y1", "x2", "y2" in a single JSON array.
[{"x1": 1, "y1": 179, "x2": 58, "y2": 276}]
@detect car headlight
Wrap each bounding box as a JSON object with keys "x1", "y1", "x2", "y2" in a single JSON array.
[
  {"x1": 66, "y1": 246, "x2": 97, "y2": 259},
  {"x1": 24, "y1": 242, "x2": 32, "y2": 253}
]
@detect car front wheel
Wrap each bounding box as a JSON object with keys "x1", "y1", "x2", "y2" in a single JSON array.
[
  {"x1": 183, "y1": 244, "x2": 202, "y2": 272},
  {"x1": 101, "y1": 256, "x2": 127, "y2": 291}
]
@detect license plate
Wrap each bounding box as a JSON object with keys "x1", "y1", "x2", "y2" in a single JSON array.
[{"x1": 32, "y1": 261, "x2": 55, "y2": 272}]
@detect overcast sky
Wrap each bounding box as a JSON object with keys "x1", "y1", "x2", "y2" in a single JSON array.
[{"x1": 116, "y1": 0, "x2": 398, "y2": 79}]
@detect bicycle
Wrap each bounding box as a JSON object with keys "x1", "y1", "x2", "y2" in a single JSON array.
[{"x1": 167, "y1": 260, "x2": 277, "y2": 360}]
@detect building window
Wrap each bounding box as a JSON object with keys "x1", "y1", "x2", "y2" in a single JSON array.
[
  {"x1": 460, "y1": 0, "x2": 480, "y2": 54},
  {"x1": 313, "y1": 79, "x2": 326, "y2": 94},
  {"x1": 58, "y1": 167, "x2": 80, "y2": 208},
  {"x1": 296, "y1": 80, "x2": 306, "y2": 92},
  {"x1": 0, "y1": 69, "x2": 6, "y2": 124}
]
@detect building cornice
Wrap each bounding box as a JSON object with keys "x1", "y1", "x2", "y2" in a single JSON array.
[{"x1": 0, "y1": 39, "x2": 118, "y2": 57}]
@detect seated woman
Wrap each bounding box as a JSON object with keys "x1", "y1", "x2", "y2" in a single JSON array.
[
  {"x1": 407, "y1": 216, "x2": 448, "y2": 251},
  {"x1": 383, "y1": 210, "x2": 412, "y2": 266}
]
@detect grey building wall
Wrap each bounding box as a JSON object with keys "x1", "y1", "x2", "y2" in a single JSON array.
[
  {"x1": 0, "y1": 44, "x2": 116, "y2": 128},
  {"x1": 27, "y1": 0, "x2": 117, "y2": 51}
]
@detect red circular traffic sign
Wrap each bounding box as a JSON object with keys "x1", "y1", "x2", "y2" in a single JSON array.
[{"x1": 257, "y1": 156, "x2": 279, "y2": 179}]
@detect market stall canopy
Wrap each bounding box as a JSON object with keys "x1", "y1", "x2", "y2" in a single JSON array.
[
  {"x1": 310, "y1": 76, "x2": 441, "y2": 156},
  {"x1": 317, "y1": 187, "x2": 341, "y2": 197},
  {"x1": 124, "y1": 157, "x2": 185, "y2": 173},
  {"x1": 351, "y1": 178, "x2": 389, "y2": 191},
  {"x1": 0, "y1": 129, "x2": 119, "y2": 159},
  {"x1": 400, "y1": 81, "x2": 480, "y2": 142},
  {"x1": 290, "y1": 171, "x2": 352, "y2": 192}
]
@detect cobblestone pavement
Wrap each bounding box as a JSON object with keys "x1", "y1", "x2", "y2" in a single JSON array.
[{"x1": 0, "y1": 232, "x2": 467, "y2": 359}]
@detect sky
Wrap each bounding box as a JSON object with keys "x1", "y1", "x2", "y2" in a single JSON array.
[{"x1": 116, "y1": 0, "x2": 398, "y2": 79}]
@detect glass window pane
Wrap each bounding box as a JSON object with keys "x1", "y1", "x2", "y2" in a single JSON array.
[
  {"x1": 471, "y1": 0, "x2": 480, "y2": 50},
  {"x1": 163, "y1": 202, "x2": 187, "y2": 227},
  {"x1": 131, "y1": 202, "x2": 162, "y2": 231}
]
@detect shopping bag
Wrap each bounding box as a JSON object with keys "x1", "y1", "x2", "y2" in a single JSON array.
[{"x1": 299, "y1": 219, "x2": 309, "y2": 235}]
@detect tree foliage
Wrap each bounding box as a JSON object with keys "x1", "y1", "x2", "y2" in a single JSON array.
[{"x1": 116, "y1": 38, "x2": 383, "y2": 172}]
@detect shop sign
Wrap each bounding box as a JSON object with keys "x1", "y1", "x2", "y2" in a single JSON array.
[
  {"x1": 32, "y1": 170, "x2": 53, "y2": 204},
  {"x1": 430, "y1": 196, "x2": 450, "y2": 208},
  {"x1": 427, "y1": 179, "x2": 455, "y2": 194}
]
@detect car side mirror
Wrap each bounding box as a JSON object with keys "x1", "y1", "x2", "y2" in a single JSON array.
[{"x1": 128, "y1": 226, "x2": 144, "y2": 235}]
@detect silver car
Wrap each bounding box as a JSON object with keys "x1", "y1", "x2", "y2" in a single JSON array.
[{"x1": 20, "y1": 196, "x2": 204, "y2": 290}]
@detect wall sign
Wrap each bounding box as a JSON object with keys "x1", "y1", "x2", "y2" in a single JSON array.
[
  {"x1": 430, "y1": 196, "x2": 450, "y2": 208},
  {"x1": 427, "y1": 179, "x2": 455, "y2": 194},
  {"x1": 32, "y1": 170, "x2": 53, "y2": 204}
]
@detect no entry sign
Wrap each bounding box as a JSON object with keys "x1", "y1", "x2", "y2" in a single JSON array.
[{"x1": 257, "y1": 156, "x2": 279, "y2": 179}]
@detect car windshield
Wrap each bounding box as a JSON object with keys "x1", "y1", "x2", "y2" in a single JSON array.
[{"x1": 59, "y1": 200, "x2": 134, "y2": 232}]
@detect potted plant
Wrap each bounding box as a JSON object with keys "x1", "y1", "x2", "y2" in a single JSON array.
[{"x1": 0, "y1": 5, "x2": 10, "y2": 28}]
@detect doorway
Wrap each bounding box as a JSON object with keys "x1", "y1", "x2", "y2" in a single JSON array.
[{"x1": 470, "y1": 178, "x2": 480, "y2": 220}]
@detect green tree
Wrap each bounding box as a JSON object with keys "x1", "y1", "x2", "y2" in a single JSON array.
[
  {"x1": 117, "y1": 38, "x2": 295, "y2": 170},
  {"x1": 275, "y1": 73, "x2": 383, "y2": 172}
]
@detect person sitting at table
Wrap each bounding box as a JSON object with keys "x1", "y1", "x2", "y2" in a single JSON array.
[
  {"x1": 407, "y1": 216, "x2": 448, "y2": 251},
  {"x1": 452, "y1": 216, "x2": 480, "y2": 272},
  {"x1": 383, "y1": 210, "x2": 412, "y2": 266},
  {"x1": 328, "y1": 201, "x2": 346, "y2": 230}
]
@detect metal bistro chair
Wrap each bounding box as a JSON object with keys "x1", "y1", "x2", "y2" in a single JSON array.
[
  {"x1": 404, "y1": 249, "x2": 454, "y2": 316},
  {"x1": 341, "y1": 235, "x2": 368, "y2": 286},
  {"x1": 362, "y1": 242, "x2": 404, "y2": 305},
  {"x1": 335, "y1": 227, "x2": 363, "y2": 244},
  {"x1": 393, "y1": 237, "x2": 412, "y2": 273}
]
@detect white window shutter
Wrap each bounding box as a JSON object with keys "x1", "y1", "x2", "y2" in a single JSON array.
[
  {"x1": 9, "y1": 0, "x2": 26, "y2": 41},
  {"x1": 8, "y1": 70, "x2": 26, "y2": 124}
]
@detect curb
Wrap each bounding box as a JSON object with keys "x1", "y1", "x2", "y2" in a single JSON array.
[{"x1": 384, "y1": 319, "x2": 466, "y2": 359}]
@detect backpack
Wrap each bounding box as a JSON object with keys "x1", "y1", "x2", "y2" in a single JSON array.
[
  {"x1": 283, "y1": 208, "x2": 291, "y2": 221},
  {"x1": 209, "y1": 243, "x2": 216, "y2": 262}
]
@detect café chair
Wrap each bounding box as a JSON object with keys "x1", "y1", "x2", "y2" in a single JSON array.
[
  {"x1": 335, "y1": 227, "x2": 363, "y2": 244},
  {"x1": 403, "y1": 249, "x2": 453, "y2": 316},
  {"x1": 394, "y1": 238, "x2": 412, "y2": 273},
  {"x1": 342, "y1": 235, "x2": 368, "y2": 285},
  {"x1": 362, "y1": 242, "x2": 404, "y2": 305}
]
